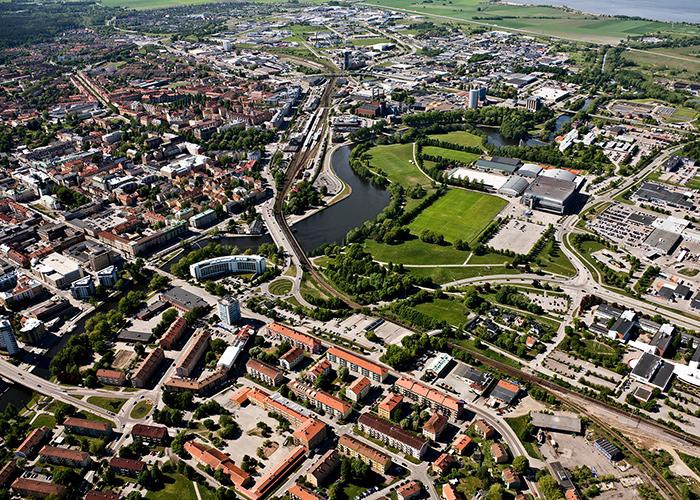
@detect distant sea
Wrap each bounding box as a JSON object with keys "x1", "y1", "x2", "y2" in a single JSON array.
[{"x1": 507, "y1": 0, "x2": 700, "y2": 23}]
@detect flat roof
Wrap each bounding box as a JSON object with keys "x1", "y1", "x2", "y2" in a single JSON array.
[{"x1": 531, "y1": 412, "x2": 582, "y2": 433}]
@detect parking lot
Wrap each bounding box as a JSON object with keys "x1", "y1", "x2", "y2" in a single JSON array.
[{"x1": 489, "y1": 218, "x2": 547, "y2": 255}]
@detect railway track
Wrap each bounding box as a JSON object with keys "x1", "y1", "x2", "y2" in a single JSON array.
[
  {"x1": 272, "y1": 76, "x2": 362, "y2": 309},
  {"x1": 447, "y1": 341, "x2": 690, "y2": 499}
]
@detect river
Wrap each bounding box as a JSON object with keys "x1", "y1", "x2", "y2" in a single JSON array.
[{"x1": 507, "y1": 0, "x2": 700, "y2": 23}]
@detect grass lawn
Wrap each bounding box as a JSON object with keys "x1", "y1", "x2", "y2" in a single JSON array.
[
  {"x1": 535, "y1": 238, "x2": 577, "y2": 277},
  {"x1": 408, "y1": 265, "x2": 518, "y2": 285},
  {"x1": 678, "y1": 267, "x2": 700, "y2": 277},
  {"x1": 429, "y1": 130, "x2": 484, "y2": 149},
  {"x1": 86, "y1": 396, "x2": 127, "y2": 413},
  {"x1": 415, "y1": 298, "x2": 469, "y2": 326},
  {"x1": 467, "y1": 251, "x2": 514, "y2": 266},
  {"x1": 31, "y1": 414, "x2": 56, "y2": 429},
  {"x1": 300, "y1": 275, "x2": 331, "y2": 302},
  {"x1": 422, "y1": 146, "x2": 480, "y2": 165},
  {"x1": 343, "y1": 483, "x2": 368, "y2": 499},
  {"x1": 269, "y1": 279, "x2": 293, "y2": 296},
  {"x1": 365, "y1": 238, "x2": 469, "y2": 265},
  {"x1": 505, "y1": 414, "x2": 541, "y2": 459},
  {"x1": 367, "y1": 143, "x2": 431, "y2": 189},
  {"x1": 351, "y1": 37, "x2": 391, "y2": 46},
  {"x1": 130, "y1": 400, "x2": 153, "y2": 419},
  {"x1": 623, "y1": 48, "x2": 700, "y2": 82},
  {"x1": 409, "y1": 189, "x2": 507, "y2": 244},
  {"x1": 146, "y1": 473, "x2": 199, "y2": 500}
]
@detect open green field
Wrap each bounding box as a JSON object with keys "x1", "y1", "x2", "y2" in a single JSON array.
[
  {"x1": 367, "y1": 143, "x2": 430, "y2": 189},
  {"x1": 146, "y1": 473, "x2": 202, "y2": 500},
  {"x1": 422, "y1": 146, "x2": 480, "y2": 165},
  {"x1": 415, "y1": 298, "x2": 470, "y2": 326},
  {"x1": 351, "y1": 37, "x2": 392, "y2": 46},
  {"x1": 409, "y1": 189, "x2": 507, "y2": 244},
  {"x1": 408, "y1": 265, "x2": 519, "y2": 284},
  {"x1": 535, "y1": 238, "x2": 577, "y2": 277},
  {"x1": 86, "y1": 396, "x2": 127, "y2": 413},
  {"x1": 365, "y1": 238, "x2": 469, "y2": 265},
  {"x1": 429, "y1": 131, "x2": 485, "y2": 149},
  {"x1": 364, "y1": 0, "x2": 700, "y2": 43}
]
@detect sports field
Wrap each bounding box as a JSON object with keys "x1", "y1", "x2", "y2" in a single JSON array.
[
  {"x1": 408, "y1": 189, "x2": 507, "y2": 244},
  {"x1": 367, "y1": 143, "x2": 431, "y2": 189},
  {"x1": 422, "y1": 146, "x2": 480, "y2": 165},
  {"x1": 429, "y1": 131, "x2": 485, "y2": 149}
]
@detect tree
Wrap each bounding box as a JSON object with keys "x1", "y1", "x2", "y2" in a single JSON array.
[
  {"x1": 486, "y1": 484, "x2": 504, "y2": 500},
  {"x1": 512, "y1": 455, "x2": 529, "y2": 474},
  {"x1": 538, "y1": 475, "x2": 563, "y2": 500}
]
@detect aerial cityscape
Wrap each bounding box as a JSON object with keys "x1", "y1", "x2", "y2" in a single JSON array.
[{"x1": 0, "y1": 0, "x2": 700, "y2": 499}]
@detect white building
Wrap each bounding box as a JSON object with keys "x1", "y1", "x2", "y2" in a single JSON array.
[
  {"x1": 35, "y1": 253, "x2": 83, "y2": 289},
  {"x1": 218, "y1": 296, "x2": 240, "y2": 326},
  {"x1": 189, "y1": 255, "x2": 266, "y2": 280}
]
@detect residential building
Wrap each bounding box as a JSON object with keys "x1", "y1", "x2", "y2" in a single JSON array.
[
  {"x1": 247, "y1": 359, "x2": 284, "y2": 387},
  {"x1": 395, "y1": 377, "x2": 463, "y2": 420},
  {"x1": 15, "y1": 427, "x2": 49, "y2": 459},
  {"x1": 85, "y1": 491, "x2": 120, "y2": 500},
  {"x1": 96, "y1": 368, "x2": 126, "y2": 386},
  {"x1": 503, "y1": 467, "x2": 522, "y2": 489},
  {"x1": 131, "y1": 347, "x2": 165, "y2": 388},
  {"x1": 0, "y1": 460, "x2": 17, "y2": 488},
  {"x1": 287, "y1": 380, "x2": 352, "y2": 419},
  {"x1": 39, "y1": 446, "x2": 91, "y2": 468},
  {"x1": 131, "y1": 424, "x2": 168, "y2": 445},
  {"x1": 442, "y1": 483, "x2": 461, "y2": 500},
  {"x1": 184, "y1": 441, "x2": 251, "y2": 487},
  {"x1": 0, "y1": 318, "x2": 19, "y2": 356},
  {"x1": 338, "y1": 434, "x2": 391, "y2": 473},
  {"x1": 11, "y1": 478, "x2": 65, "y2": 498},
  {"x1": 305, "y1": 359, "x2": 331, "y2": 382},
  {"x1": 70, "y1": 276, "x2": 95, "y2": 299},
  {"x1": 422, "y1": 413, "x2": 448, "y2": 441},
  {"x1": 357, "y1": 412, "x2": 428, "y2": 459},
  {"x1": 452, "y1": 434, "x2": 473, "y2": 455},
  {"x1": 378, "y1": 392, "x2": 403, "y2": 420},
  {"x1": 346, "y1": 376, "x2": 371, "y2": 403},
  {"x1": 432, "y1": 453, "x2": 454, "y2": 475},
  {"x1": 306, "y1": 449, "x2": 340, "y2": 487},
  {"x1": 159, "y1": 317, "x2": 186, "y2": 350},
  {"x1": 326, "y1": 346, "x2": 388, "y2": 382},
  {"x1": 289, "y1": 483, "x2": 323, "y2": 500},
  {"x1": 280, "y1": 347, "x2": 305, "y2": 370},
  {"x1": 174, "y1": 329, "x2": 210, "y2": 377},
  {"x1": 397, "y1": 481, "x2": 422, "y2": 500},
  {"x1": 109, "y1": 457, "x2": 147, "y2": 477},
  {"x1": 249, "y1": 446, "x2": 307, "y2": 499},
  {"x1": 63, "y1": 417, "x2": 111, "y2": 437},
  {"x1": 473, "y1": 419, "x2": 496, "y2": 439},
  {"x1": 491, "y1": 442, "x2": 509, "y2": 463},
  {"x1": 266, "y1": 322, "x2": 322, "y2": 354}
]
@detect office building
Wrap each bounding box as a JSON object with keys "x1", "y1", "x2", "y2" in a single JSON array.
[
  {"x1": 189, "y1": 255, "x2": 266, "y2": 280},
  {"x1": 218, "y1": 296, "x2": 240, "y2": 326},
  {"x1": 468, "y1": 88, "x2": 480, "y2": 109}
]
